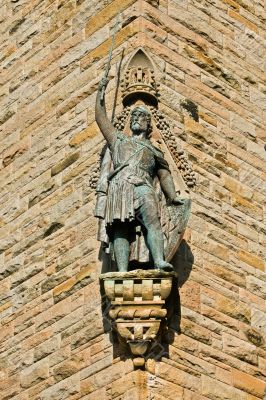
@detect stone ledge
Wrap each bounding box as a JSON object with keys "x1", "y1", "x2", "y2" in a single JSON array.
[
  {"x1": 100, "y1": 268, "x2": 176, "y2": 368},
  {"x1": 100, "y1": 269, "x2": 178, "y2": 280}
]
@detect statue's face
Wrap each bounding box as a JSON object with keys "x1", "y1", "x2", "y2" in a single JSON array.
[{"x1": 130, "y1": 108, "x2": 150, "y2": 136}]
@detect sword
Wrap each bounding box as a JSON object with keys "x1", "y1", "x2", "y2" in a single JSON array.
[{"x1": 100, "y1": 12, "x2": 120, "y2": 103}]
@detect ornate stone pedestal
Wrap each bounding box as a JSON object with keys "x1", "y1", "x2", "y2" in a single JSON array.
[{"x1": 100, "y1": 269, "x2": 176, "y2": 368}]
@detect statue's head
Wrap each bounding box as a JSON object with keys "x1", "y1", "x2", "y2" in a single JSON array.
[{"x1": 130, "y1": 106, "x2": 152, "y2": 138}]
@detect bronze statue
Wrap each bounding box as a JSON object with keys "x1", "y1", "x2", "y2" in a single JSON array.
[{"x1": 95, "y1": 77, "x2": 184, "y2": 272}]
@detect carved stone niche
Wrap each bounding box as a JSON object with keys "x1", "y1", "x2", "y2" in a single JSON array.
[
  {"x1": 97, "y1": 49, "x2": 194, "y2": 368},
  {"x1": 121, "y1": 49, "x2": 160, "y2": 107},
  {"x1": 100, "y1": 270, "x2": 176, "y2": 369}
]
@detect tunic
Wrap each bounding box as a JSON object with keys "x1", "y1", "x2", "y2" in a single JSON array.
[{"x1": 103, "y1": 132, "x2": 169, "y2": 225}]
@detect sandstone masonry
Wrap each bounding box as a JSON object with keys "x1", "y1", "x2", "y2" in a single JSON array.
[{"x1": 0, "y1": 0, "x2": 265, "y2": 399}]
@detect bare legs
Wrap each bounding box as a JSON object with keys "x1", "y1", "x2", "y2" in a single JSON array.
[
  {"x1": 139, "y1": 195, "x2": 173, "y2": 271},
  {"x1": 113, "y1": 223, "x2": 130, "y2": 272},
  {"x1": 112, "y1": 192, "x2": 172, "y2": 272}
]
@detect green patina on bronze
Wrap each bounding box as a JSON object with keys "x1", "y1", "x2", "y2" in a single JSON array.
[{"x1": 95, "y1": 74, "x2": 190, "y2": 272}]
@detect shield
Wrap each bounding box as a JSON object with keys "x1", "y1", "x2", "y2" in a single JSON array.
[
  {"x1": 152, "y1": 125, "x2": 192, "y2": 263},
  {"x1": 165, "y1": 199, "x2": 191, "y2": 262}
]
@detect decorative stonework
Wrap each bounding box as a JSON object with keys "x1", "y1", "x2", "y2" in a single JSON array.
[
  {"x1": 121, "y1": 66, "x2": 159, "y2": 106},
  {"x1": 120, "y1": 48, "x2": 159, "y2": 107},
  {"x1": 150, "y1": 107, "x2": 196, "y2": 188},
  {"x1": 113, "y1": 106, "x2": 131, "y2": 131},
  {"x1": 2, "y1": 2, "x2": 266, "y2": 399},
  {"x1": 88, "y1": 49, "x2": 196, "y2": 190},
  {"x1": 96, "y1": 48, "x2": 192, "y2": 362},
  {"x1": 100, "y1": 270, "x2": 176, "y2": 368},
  {"x1": 88, "y1": 155, "x2": 101, "y2": 190}
]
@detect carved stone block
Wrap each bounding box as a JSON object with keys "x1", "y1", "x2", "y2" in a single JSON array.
[{"x1": 100, "y1": 269, "x2": 176, "y2": 368}]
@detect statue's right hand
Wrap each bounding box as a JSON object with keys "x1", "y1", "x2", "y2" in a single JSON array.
[{"x1": 98, "y1": 77, "x2": 109, "y2": 91}]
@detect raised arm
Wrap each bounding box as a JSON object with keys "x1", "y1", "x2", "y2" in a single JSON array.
[{"x1": 95, "y1": 78, "x2": 117, "y2": 147}]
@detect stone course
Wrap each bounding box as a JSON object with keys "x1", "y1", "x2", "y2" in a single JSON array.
[{"x1": 0, "y1": 0, "x2": 265, "y2": 399}]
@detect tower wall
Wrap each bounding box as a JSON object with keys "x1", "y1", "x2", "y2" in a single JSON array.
[{"x1": 0, "y1": 1, "x2": 265, "y2": 399}]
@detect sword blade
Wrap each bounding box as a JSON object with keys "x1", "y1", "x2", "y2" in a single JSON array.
[{"x1": 100, "y1": 12, "x2": 120, "y2": 101}]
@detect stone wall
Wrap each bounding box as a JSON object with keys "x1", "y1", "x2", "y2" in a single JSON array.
[{"x1": 0, "y1": 0, "x2": 265, "y2": 399}]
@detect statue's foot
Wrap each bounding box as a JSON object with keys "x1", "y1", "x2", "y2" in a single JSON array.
[{"x1": 155, "y1": 261, "x2": 174, "y2": 272}]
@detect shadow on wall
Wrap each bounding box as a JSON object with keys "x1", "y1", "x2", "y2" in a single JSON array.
[
  {"x1": 166, "y1": 239, "x2": 194, "y2": 339},
  {"x1": 99, "y1": 243, "x2": 116, "y2": 274},
  {"x1": 172, "y1": 239, "x2": 194, "y2": 289}
]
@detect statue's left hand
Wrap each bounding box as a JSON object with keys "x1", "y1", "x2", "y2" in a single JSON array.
[{"x1": 171, "y1": 196, "x2": 184, "y2": 206}]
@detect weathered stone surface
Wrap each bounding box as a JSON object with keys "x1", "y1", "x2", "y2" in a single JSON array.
[
  {"x1": 52, "y1": 266, "x2": 92, "y2": 302},
  {"x1": 39, "y1": 375, "x2": 80, "y2": 400},
  {"x1": 247, "y1": 276, "x2": 266, "y2": 300},
  {"x1": 181, "y1": 318, "x2": 212, "y2": 345},
  {"x1": 179, "y1": 280, "x2": 201, "y2": 312},
  {"x1": 69, "y1": 122, "x2": 99, "y2": 146},
  {"x1": 232, "y1": 369, "x2": 266, "y2": 398},
  {"x1": 34, "y1": 298, "x2": 71, "y2": 332},
  {"x1": 20, "y1": 359, "x2": 49, "y2": 389},
  {"x1": 0, "y1": 0, "x2": 265, "y2": 399},
  {"x1": 53, "y1": 355, "x2": 83, "y2": 382},
  {"x1": 51, "y1": 152, "x2": 80, "y2": 176},
  {"x1": 157, "y1": 361, "x2": 200, "y2": 392},
  {"x1": 222, "y1": 333, "x2": 258, "y2": 365},
  {"x1": 34, "y1": 336, "x2": 60, "y2": 362},
  {"x1": 2, "y1": 137, "x2": 30, "y2": 167},
  {"x1": 215, "y1": 295, "x2": 251, "y2": 324},
  {"x1": 202, "y1": 375, "x2": 246, "y2": 400}
]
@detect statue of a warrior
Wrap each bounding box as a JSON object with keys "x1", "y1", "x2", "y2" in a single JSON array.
[{"x1": 95, "y1": 77, "x2": 184, "y2": 273}]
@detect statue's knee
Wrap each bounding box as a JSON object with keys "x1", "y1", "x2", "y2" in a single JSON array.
[
  {"x1": 153, "y1": 220, "x2": 162, "y2": 231},
  {"x1": 144, "y1": 215, "x2": 161, "y2": 231}
]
